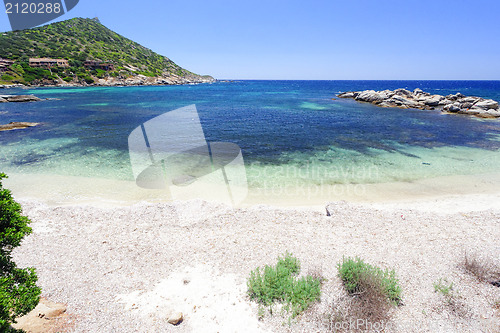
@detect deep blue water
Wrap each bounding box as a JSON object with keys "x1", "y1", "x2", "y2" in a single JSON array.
[{"x1": 1, "y1": 80, "x2": 499, "y2": 186}]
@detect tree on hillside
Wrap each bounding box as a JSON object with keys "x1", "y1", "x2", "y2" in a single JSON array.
[{"x1": 0, "y1": 173, "x2": 41, "y2": 331}]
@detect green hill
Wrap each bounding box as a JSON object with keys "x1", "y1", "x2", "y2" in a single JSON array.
[{"x1": 0, "y1": 17, "x2": 213, "y2": 86}]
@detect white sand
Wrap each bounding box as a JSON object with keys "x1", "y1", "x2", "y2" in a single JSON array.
[
  {"x1": 6, "y1": 169, "x2": 500, "y2": 332},
  {"x1": 11, "y1": 192, "x2": 500, "y2": 332},
  {"x1": 4, "y1": 171, "x2": 500, "y2": 209},
  {"x1": 117, "y1": 264, "x2": 268, "y2": 332}
]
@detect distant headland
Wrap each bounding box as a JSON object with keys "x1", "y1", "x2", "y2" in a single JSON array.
[
  {"x1": 338, "y1": 88, "x2": 499, "y2": 118},
  {"x1": 0, "y1": 18, "x2": 214, "y2": 87}
]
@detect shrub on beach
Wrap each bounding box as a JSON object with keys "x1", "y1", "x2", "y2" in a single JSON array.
[
  {"x1": 316, "y1": 257, "x2": 402, "y2": 331},
  {"x1": 0, "y1": 173, "x2": 41, "y2": 331},
  {"x1": 247, "y1": 252, "x2": 322, "y2": 319},
  {"x1": 319, "y1": 257, "x2": 402, "y2": 331},
  {"x1": 462, "y1": 252, "x2": 500, "y2": 286},
  {"x1": 337, "y1": 257, "x2": 401, "y2": 305}
]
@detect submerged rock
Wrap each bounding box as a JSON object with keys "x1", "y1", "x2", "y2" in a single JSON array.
[{"x1": 337, "y1": 89, "x2": 500, "y2": 119}]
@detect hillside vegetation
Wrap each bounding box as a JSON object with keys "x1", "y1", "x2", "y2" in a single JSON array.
[{"x1": 0, "y1": 17, "x2": 212, "y2": 85}]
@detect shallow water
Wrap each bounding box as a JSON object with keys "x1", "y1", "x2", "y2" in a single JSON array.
[{"x1": 1, "y1": 80, "x2": 499, "y2": 204}]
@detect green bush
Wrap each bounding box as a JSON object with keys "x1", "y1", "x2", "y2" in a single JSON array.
[
  {"x1": 18, "y1": 64, "x2": 56, "y2": 83},
  {"x1": 0, "y1": 173, "x2": 41, "y2": 331},
  {"x1": 77, "y1": 73, "x2": 94, "y2": 84},
  {"x1": 247, "y1": 252, "x2": 322, "y2": 319},
  {"x1": 94, "y1": 69, "x2": 106, "y2": 79},
  {"x1": 10, "y1": 64, "x2": 24, "y2": 75},
  {"x1": 337, "y1": 257, "x2": 401, "y2": 305}
]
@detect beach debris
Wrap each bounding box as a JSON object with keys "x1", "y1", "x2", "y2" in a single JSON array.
[
  {"x1": 325, "y1": 201, "x2": 349, "y2": 216},
  {"x1": 325, "y1": 200, "x2": 349, "y2": 216},
  {"x1": 337, "y1": 89, "x2": 500, "y2": 119},
  {"x1": 167, "y1": 311, "x2": 183, "y2": 325},
  {"x1": 326, "y1": 204, "x2": 336, "y2": 216},
  {"x1": 0, "y1": 121, "x2": 40, "y2": 131}
]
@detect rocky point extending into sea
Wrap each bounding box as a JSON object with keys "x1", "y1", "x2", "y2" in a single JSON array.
[
  {"x1": 338, "y1": 88, "x2": 500, "y2": 118},
  {"x1": 0, "y1": 94, "x2": 41, "y2": 103}
]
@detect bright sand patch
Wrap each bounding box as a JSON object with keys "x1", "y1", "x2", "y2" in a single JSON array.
[
  {"x1": 4, "y1": 171, "x2": 500, "y2": 213},
  {"x1": 117, "y1": 265, "x2": 267, "y2": 332}
]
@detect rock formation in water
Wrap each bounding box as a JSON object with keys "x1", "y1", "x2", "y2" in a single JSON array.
[
  {"x1": 338, "y1": 88, "x2": 500, "y2": 118},
  {"x1": 0, "y1": 122, "x2": 40, "y2": 131}
]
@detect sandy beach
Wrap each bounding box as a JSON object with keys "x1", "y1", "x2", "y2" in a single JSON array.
[
  {"x1": 2, "y1": 1, "x2": 499, "y2": 331},
  {"x1": 9, "y1": 172, "x2": 500, "y2": 332}
]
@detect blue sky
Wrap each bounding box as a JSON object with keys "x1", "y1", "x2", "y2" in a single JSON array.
[{"x1": 1, "y1": 0, "x2": 499, "y2": 80}]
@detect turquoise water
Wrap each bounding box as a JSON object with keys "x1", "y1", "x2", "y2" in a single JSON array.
[{"x1": 1, "y1": 80, "x2": 499, "y2": 191}]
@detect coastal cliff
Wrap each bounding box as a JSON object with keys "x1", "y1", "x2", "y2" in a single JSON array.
[
  {"x1": 0, "y1": 18, "x2": 215, "y2": 87},
  {"x1": 338, "y1": 88, "x2": 500, "y2": 118}
]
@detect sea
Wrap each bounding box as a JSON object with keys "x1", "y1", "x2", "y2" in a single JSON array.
[{"x1": 1, "y1": 80, "x2": 499, "y2": 205}]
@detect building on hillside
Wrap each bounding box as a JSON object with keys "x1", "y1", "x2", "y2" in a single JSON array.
[
  {"x1": 0, "y1": 58, "x2": 14, "y2": 72},
  {"x1": 29, "y1": 58, "x2": 69, "y2": 68},
  {"x1": 84, "y1": 60, "x2": 115, "y2": 71}
]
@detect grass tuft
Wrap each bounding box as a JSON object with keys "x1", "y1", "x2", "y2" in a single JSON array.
[
  {"x1": 433, "y1": 277, "x2": 471, "y2": 318},
  {"x1": 433, "y1": 278, "x2": 454, "y2": 299}
]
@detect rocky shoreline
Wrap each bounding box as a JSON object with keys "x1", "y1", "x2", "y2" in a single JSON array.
[
  {"x1": 338, "y1": 88, "x2": 500, "y2": 118},
  {"x1": 1, "y1": 74, "x2": 216, "y2": 89},
  {"x1": 73, "y1": 73, "x2": 216, "y2": 87}
]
